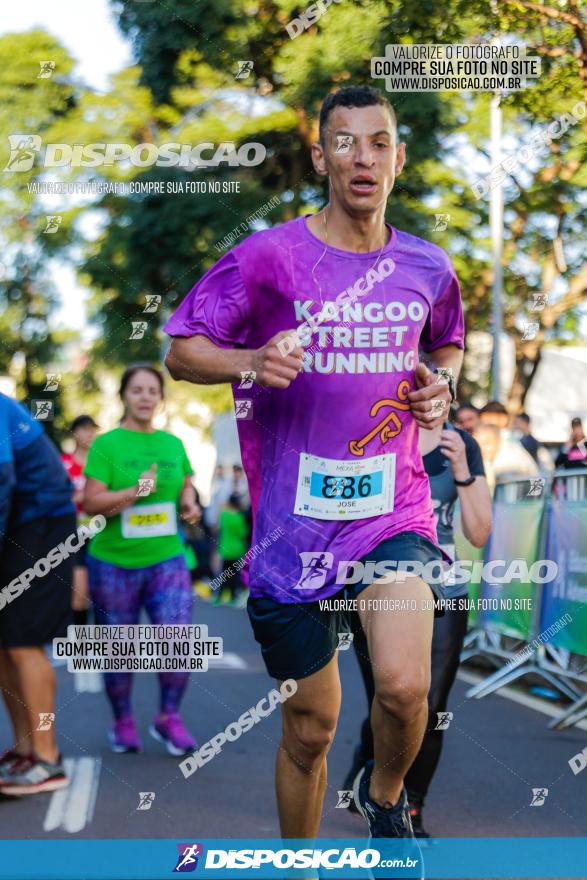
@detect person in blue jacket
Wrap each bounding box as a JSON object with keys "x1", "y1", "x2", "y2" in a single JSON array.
[{"x1": 0, "y1": 392, "x2": 77, "y2": 796}]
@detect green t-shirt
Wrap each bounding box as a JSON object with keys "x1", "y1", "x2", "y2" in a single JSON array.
[
  {"x1": 85, "y1": 427, "x2": 192, "y2": 569},
  {"x1": 218, "y1": 508, "x2": 249, "y2": 561}
]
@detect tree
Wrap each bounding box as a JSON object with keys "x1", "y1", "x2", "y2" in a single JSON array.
[
  {"x1": 386, "y1": 0, "x2": 587, "y2": 408},
  {"x1": 79, "y1": 0, "x2": 460, "y2": 406},
  {"x1": 0, "y1": 30, "x2": 78, "y2": 425}
]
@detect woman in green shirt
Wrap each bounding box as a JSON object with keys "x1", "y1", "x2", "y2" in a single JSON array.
[{"x1": 84, "y1": 365, "x2": 201, "y2": 755}]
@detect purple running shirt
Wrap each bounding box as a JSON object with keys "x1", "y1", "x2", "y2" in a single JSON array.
[{"x1": 165, "y1": 216, "x2": 464, "y2": 603}]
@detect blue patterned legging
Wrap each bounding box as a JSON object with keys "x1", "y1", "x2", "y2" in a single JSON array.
[{"x1": 88, "y1": 555, "x2": 193, "y2": 719}]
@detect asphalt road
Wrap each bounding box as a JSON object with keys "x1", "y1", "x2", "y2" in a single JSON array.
[{"x1": 1, "y1": 596, "x2": 586, "y2": 871}]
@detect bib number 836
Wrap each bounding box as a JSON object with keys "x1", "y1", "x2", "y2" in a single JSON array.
[{"x1": 321, "y1": 474, "x2": 372, "y2": 499}]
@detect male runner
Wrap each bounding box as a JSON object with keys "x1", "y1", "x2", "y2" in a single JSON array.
[
  {"x1": 0, "y1": 392, "x2": 76, "y2": 794},
  {"x1": 165, "y1": 86, "x2": 464, "y2": 856}
]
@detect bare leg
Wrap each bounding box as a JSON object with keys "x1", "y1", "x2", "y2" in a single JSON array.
[
  {"x1": 358, "y1": 576, "x2": 433, "y2": 807},
  {"x1": 0, "y1": 649, "x2": 32, "y2": 754},
  {"x1": 4, "y1": 647, "x2": 59, "y2": 763},
  {"x1": 276, "y1": 654, "x2": 341, "y2": 838},
  {"x1": 71, "y1": 566, "x2": 90, "y2": 612}
]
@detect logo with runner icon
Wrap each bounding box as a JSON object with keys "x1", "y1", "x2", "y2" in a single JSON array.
[
  {"x1": 434, "y1": 712, "x2": 453, "y2": 731},
  {"x1": 337, "y1": 632, "x2": 354, "y2": 651},
  {"x1": 295, "y1": 551, "x2": 334, "y2": 590},
  {"x1": 136, "y1": 792, "x2": 156, "y2": 810},
  {"x1": 335, "y1": 790, "x2": 354, "y2": 808},
  {"x1": 530, "y1": 788, "x2": 548, "y2": 806},
  {"x1": 5, "y1": 134, "x2": 42, "y2": 172},
  {"x1": 173, "y1": 843, "x2": 204, "y2": 872},
  {"x1": 349, "y1": 380, "x2": 411, "y2": 457}
]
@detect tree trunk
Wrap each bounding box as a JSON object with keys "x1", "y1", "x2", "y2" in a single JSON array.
[{"x1": 508, "y1": 343, "x2": 542, "y2": 413}]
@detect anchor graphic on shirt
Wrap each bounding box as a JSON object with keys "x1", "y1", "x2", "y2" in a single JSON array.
[{"x1": 349, "y1": 380, "x2": 411, "y2": 457}]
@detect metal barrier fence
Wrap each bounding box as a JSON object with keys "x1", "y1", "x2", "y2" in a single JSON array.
[
  {"x1": 459, "y1": 470, "x2": 587, "y2": 727},
  {"x1": 543, "y1": 470, "x2": 587, "y2": 728}
]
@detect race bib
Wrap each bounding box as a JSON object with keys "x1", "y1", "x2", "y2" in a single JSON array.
[
  {"x1": 294, "y1": 453, "x2": 395, "y2": 521},
  {"x1": 121, "y1": 503, "x2": 178, "y2": 539}
]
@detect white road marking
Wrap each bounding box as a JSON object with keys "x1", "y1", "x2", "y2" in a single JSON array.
[
  {"x1": 457, "y1": 669, "x2": 587, "y2": 732},
  {"x1": 207, "y1": 652, "x2": 247, "y2": 670},
  {"x1": 44, "y1": 757, "x2": 101, "y2": 833},
  {"x1": 74, "y1": 671, "x2": 102, "y2": 693}
]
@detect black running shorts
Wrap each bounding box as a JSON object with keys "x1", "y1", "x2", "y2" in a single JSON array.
[
  {"x1": 0, "y1": 513, "x2": 76, "y2": 648},
  {"x1": 247, "y1": 531, "x2": 444, "y2": 681}
]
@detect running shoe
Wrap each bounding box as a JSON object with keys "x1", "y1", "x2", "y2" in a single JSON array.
[
  {"x1": 354, "y1": 761, "x2": 424, "y2": 879},
  {"x1": 342, "y1": 743, "x2": 372, "y2": 815},
  {"x1": 0, "y1": 750, "x2": 31, "y2": 782},
  {"x1": 109, "y1": 716, "x2": 142, "y2": 754},
  {"x1": 0, "y1": 753, "x2": 68, "y2": 796},
  {"x1": 149, "y1": 713, "x2": 197, "y2": 756}
]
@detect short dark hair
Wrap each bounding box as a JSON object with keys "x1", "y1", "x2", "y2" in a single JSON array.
[
  {"x1": 319, "y1": 86, "x2": 396, "y2": 146},
  {"x1": 571, "y1": 417, "x2": 583, "y2": 427},
  {"x1": 119, "y1": 363, "x2": 165, "y2": 399},
  {"x1": 456, "y1": 402, "x2": 478, "y2": 414},
  {"x1": 480, "y1": 401, "x2": 508, "y2": 416},
  {"x1": 71, "y1": 414, "x2": 98, "y2": 432},
  {"x1": 516, "y1": 412, "x2": 530, "y2": 425}
]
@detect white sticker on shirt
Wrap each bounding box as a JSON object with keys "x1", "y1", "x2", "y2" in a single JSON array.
[
  {"x1": 294, "y1": 453, "x2": 395, "y2": 521},
  {"x1": 121, "y1": 503, "x2": 178, "y2": 539}
]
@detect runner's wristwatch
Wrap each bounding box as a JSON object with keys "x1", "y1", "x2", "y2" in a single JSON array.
[
  {"x1": 434, "y1": 367, "x2": 457, "y2": 403},
  {"x1": 454, "y1": 475, "x2": 476, "y2": 487}
]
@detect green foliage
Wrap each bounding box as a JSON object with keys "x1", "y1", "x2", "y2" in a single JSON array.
[{"x1": 1, "y1": 1, "x2": 585, "y2": 414}]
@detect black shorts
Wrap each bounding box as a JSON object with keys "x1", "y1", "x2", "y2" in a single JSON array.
[
  {"x1": 247, "y1": 531, "x2": 444, "y2": 681},
  {"x1": 72, "y1": 539, "x2": 88, "y2": 568},
  {"x1": 0, "y1": 513, "x2": 76, "y2": 648}
]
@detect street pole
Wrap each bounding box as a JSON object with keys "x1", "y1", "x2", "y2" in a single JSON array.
[{"x1": 490, "y1": 91, "x2": 503, "y2": 401}]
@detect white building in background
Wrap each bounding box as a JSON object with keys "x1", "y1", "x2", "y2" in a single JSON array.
[
  {"x1": 524, "y1": 346, "x2": 587, "y2": 443},
  {"x1": 464, "y1": 333, "x2": 587, "y2": 443}
]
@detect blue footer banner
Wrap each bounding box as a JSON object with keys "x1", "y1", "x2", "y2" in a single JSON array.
[{"x1": 1, "y1": 838, "x2": 586, "y2": 878}]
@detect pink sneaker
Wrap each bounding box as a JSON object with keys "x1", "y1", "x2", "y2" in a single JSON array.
[
  {"x1": 109, "y1": 717, "x2": 142, "y2": 754},
  {"x1": 149, "y1": 713, "x2": 197, "y2": 756}
]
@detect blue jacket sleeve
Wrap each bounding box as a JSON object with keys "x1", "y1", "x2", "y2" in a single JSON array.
[{"x1": 0, "y1": 462, "x2": 16, "y2": 554}]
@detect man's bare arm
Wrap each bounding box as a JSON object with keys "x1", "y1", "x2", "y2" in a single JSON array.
[
  {"x1": 165, "y1": 332, "x2": 304, "y2": 388},
  {"x1": 165, "y1": 335, "x2": 253, "y2": 384}
]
